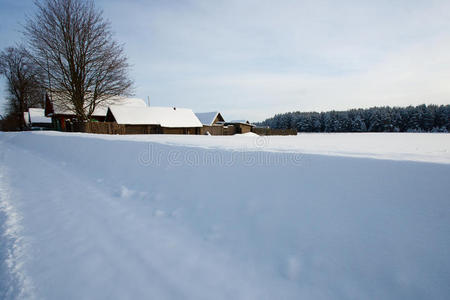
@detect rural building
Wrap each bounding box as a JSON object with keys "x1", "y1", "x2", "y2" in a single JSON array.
[
  {"x1": 105, "y1": 106, "x2": 203, "y2": 134},
  {"x1": 193, "y1": 113, "x2": 255, "y2": 135},
  {"x1": 42, "y1": 92, "x2": 269, "y2": 135},
  {"x1": 45, "y1": 93, "x2": 146, "y2": 130},
  {"x1": 225, "y1": 120, "x2": 254, "y2": 134},
  {"x1": 194, "y1": 111, "x2": 236, "y2": 135},
  {"x1": 195, "y1": 112, "x2": 225, "y2": 126},
  {"x1": 24, "y1": 108, "x2": 52, "y2": 130}
]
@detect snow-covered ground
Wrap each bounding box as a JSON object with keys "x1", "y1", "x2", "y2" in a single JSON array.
[
  {"x1": 29, "y1": 131, "x2": 450, "y2": 164},
  {"x1": 0, "y1": 132, "x2": 449, "y2": 299}
]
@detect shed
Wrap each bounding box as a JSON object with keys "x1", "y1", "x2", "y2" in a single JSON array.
[
  {"x1": 225, "y1": 120, "x2": 254, "y2": 134},
  {"x1": 24, "y1": 108, "x2": 52, "y2": 129}
]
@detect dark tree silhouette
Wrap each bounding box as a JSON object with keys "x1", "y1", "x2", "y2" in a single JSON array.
[
  {"x1": 0, "y1": 46, "x2": 43, "y2": 130},
  {"x1": 25, "y1": 0, "x2": 133, "y2": 121},
  {"x1": 258, "y1": 104, "x2": 450, "y2": 133}
]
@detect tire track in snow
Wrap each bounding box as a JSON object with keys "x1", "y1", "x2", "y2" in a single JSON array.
[
  {"x1": 0, "y1": 138, "x2": 186, "y2": 299},
  {"x1": 0, "y1": 152, "x2": 35, "y2": 299},
  {"x1": 0, "y1": 136, "x2": 268, "y2": 299}
]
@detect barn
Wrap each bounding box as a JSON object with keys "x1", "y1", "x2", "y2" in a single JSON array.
[{"x1": 105, "y1": 106, "x2": 203, "y2": 134}]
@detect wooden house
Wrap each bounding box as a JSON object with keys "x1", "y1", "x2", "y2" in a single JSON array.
[
  {"x1": 45, "y1": 92, "x2": 146, "y2": 131},
  {"x1": 195, "y1": 112, "x2": 225, "y2": 126},
  {"x1": 105, "y1": 106, "x2": 203, "y2": 134},
  {"x1": 194, "y1": 111, "x2": 235, "y2": 135}
]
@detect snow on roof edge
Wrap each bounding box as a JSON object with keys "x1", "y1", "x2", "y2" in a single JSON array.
[{"x1": 109, "y1": 106, "x2": 203, "y2": 128}]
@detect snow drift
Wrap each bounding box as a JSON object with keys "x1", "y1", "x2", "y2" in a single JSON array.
[{"x1": 0, "y1": 132, "x2": 449, "y2": 299}]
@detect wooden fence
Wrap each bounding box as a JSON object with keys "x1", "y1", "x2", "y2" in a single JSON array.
[
  {"x1": 71, "y1": 122, "x2": 127, "y2": 134},
  {"x1": 66, "y1": 122, "x2": 296, "y2": 136},
  {"x1": 69, "y1": 122, "x2": 199, "y2": 135},
  {"x1": 251, "y1": 127, "x2": 297, "y2": 136}
]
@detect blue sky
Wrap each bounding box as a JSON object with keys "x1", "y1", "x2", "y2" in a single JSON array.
[{"x1": 1, "y1": 0, "x2": 450, "y2": 121}]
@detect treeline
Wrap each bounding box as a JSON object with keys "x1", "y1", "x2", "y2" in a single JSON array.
[{"x1": 258, "y1": 104, "x2": 450, "y2": 133}]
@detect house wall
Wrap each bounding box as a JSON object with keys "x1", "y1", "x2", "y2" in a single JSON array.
[
  {"x1": 125, "y1": 125, "x2": 161, "y2": 134},
  {"x1": 200, "y1": 125, "x2": 236, "y2": 135},
  {"x1": 162, "y1": 127, "x2": 199, "y2": 135},
  {"x1": 224, "y1": 125, "x2": 236, "y2": 135},
  {"x1": 239, "y1": 124, "x2": 252, "y2": 134},
  {"x1": 200, "y1": 125, "x2": 223, "y2": 135}
]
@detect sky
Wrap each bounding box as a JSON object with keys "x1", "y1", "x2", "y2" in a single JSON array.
[{"x1": 1, "y1": 0, "x2": 450, "y2": 121}]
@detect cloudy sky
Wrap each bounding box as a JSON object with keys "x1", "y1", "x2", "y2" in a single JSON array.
[{"x1": 1, "y1": 0, "x2": 450, "y2": 121}]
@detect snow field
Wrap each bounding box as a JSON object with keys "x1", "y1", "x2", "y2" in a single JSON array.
[{"x1": 0, "y1": 132, "x2": 449, "y2": 299}]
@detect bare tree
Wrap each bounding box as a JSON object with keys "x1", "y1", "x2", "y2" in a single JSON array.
[
  {"x1": 25, "y1": 0, "x2": 133, "y2": 121},
  {"x1": 0, "y1": 46, "x2": 43, "y2": 130}
]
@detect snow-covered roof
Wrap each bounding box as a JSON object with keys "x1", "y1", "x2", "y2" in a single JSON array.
[
  {"x1": 195, "y1": 112, "x2": 224, "y2": 126},
  {"x1": 91, "y1": 97, "x2": 146, "y2": 117},
  {"x1": 227, "y1": 120, "x2": 254, "y2": 126},
  {"x1": 49, "y1": 93, "x2": 146, "y2": 116},
  {"x1": 24, "y1": 108, "x2": 52, "y2": 124},
  {"x1": 108, "y1": 106, "x2": 203, "y2": 128}
]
